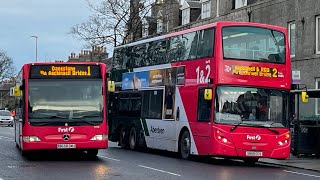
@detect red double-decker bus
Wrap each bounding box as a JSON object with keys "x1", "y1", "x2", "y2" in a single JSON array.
[
  {"x1": 13, "y1": 62, "x2": 108, "y2": 157},
  {"x1": 108, "y1": 21, "x2": 291, "y2": 164}
]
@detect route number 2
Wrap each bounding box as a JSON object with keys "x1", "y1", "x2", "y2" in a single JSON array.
[{"x1": 196, "y1": 64, "x2": 211, "y2": 84}]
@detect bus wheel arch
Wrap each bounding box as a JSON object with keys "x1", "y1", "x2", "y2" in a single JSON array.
[{"x1": 178, "y1": 127, "x2": 191, "y2": 160}]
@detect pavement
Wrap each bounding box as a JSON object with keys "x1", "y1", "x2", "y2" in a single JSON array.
[
  {"x1": 1, "y1": 126, "x2": 320, "y2": 179},
  {"x1": 259, "y1": 155, "x2": 320, "y2": 172}
]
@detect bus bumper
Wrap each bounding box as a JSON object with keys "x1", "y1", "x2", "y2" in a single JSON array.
[
  {"x1": 211, "y1": 144, "x2": 290, "y2": 159},
  {"x1": 21, "y1": 140, "x2": 108, "y2": 151},
  {"x1": 236, "y1": 146, "x2": 290, "y2": 159}
]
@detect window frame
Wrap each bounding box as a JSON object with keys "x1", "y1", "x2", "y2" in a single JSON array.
[
  {"x1": 182, "y1": 8, "x2": 190, "y2": 25},
  {"x1": 315, "y1": 78, "x2": 320, "y2": 115},
  {"x1": 235, "y1": 0, "x2": 247, "y2": 9},
  {"x1": 201, "y1": 1, "x2": 211, "y2": 19},
  {"x1": 316, "y1": 15, "x2": 320, "y2": 54},
  {"x1": 288, "y1": 21, "x2": 296, "y2": 58},
  {"x1": 142, "y1": 19, "x2": 149, "y2": 37},
  {"x1": 157, "y1": 18, "x2": 163, "y2": 33},
  {"x1": 216, "y1": 0, "x2": 219, "y2": 17}
]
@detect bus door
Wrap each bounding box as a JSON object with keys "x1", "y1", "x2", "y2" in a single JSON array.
[
  {"x1": 14, "y1": 98, "x2": 24, "y2": 147},
  {"x1": 192, "y1": 88, "x2": 213, "y2": 154}
]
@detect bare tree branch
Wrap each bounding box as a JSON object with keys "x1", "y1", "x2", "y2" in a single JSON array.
[
  {"x1": 0, "y1": 49, "x2": 15, "y2": 81},
  {"x1": 70, "y1": 0, "x2": 158, "y2": 47}
]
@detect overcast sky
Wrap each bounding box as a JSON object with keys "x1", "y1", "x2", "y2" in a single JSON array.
[{"x1": 0, "y1": 0, "x2": 99, "y2": 71}]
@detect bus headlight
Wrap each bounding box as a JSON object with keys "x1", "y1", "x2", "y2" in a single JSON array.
[
  {"x1": 23, "y1": 136, "x2": 41, "y2": 142},
  {"x1": 278, "y1": 139, "x2": 289, "y2": 146},
  {"x1": 90, "y1": 135, "x2": 108, "y2": 141}
]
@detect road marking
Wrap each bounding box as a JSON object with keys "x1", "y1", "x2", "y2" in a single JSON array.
[
  {"x1": 0, "y1": 136, "x2": 13, "y2": 140},
  {"x1": 0, "y1": 177, "x2": 3, "y2": 180},
  {"x1": 138, "y1": 165, "x2": 181, "y2": 177},
  {"x1": 284, "y1": 170, "x2": 320, "y2": 178},
  {"x1": 97, "y1": 155, "x2": 121, "y2": 162}
]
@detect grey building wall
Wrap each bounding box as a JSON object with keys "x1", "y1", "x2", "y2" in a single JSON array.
[{"x1": 164, "y1": 0, "x2": 181, "y2": 32}]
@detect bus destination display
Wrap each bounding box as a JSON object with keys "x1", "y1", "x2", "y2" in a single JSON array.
[{"x1": 30, "y1": 65, "x2": 101, "y2": 79}]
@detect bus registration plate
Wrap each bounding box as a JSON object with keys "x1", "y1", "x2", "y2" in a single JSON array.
[
  {"x1": 57, "y1": 144, "x2": 76, "y2": 149},
  {"x1": 246, "y1": 151, "x2": 262, "y2": 157}
]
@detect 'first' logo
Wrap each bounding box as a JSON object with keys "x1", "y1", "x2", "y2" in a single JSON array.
[
  {"x1": 247, "y1": 135, "x2": 261, "y2": 141},
  {"x1": 58, "y1": 127, "x2": 75, "y2": 133}
]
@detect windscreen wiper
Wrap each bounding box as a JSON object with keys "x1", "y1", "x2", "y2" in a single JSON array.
[
  {"x1": 266, "y1": 122, "x2": 281, "y2": 134},
  {"x1": 230, "y1": 120, "x2": 244, "y2": 132},
  {"x1": 266, "y1": 127, "x2": 279, "y2": 134},
  {"x1": 72, "y1": 114, "x2": 101, "y2": 119},
  {"x1": 230, "y1": 120, "x2": 280, "y2": 134}
]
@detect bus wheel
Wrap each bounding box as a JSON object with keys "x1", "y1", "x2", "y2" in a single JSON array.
[
  {"x1": 243, "y1": 158, "x2": 259, "y2": 165},
  {"x1": 119, "y1": 127, "x2": 128, "y2": 149},
  {"x1": 179, "y1": 130, "x2": 191, "y2": 160},
  {"x1": 129, "y1": 127, "x2": 138, "y2": 150},
  {"x1": 87, "y1": 149, "x2": 98, "y2": 158},
  {"x1": 20, "y1": 149, "x2": 29, "y2": 157}
]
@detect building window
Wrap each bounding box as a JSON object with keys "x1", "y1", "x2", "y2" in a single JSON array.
[
  {"x1": 142, "y1": 19, "x2": 149, "y2": 37},
  {"x1": 234, "y1": 0, "x2": 247, "y2": 9},
  {"x1": 201, "y1": 1, "x2": 211, "y2": 19},
  {"x1": 288, "y1": 21, "x2": 296, "y2": 57},
  {"x1": 316, "y1": 79, "x2": 320, "y2": 115},
  {"x1": 156, "y1": 0, "x2": 164, "y2": 4},
  {"x1": 316, "y1": 15, "x2": 320, "y2": 54},
  {"x1": 157, "y1": 18, "x2": 163, "y2": 33},
  {"x1": 182, "y1": 9, "x2": 190, "y2": 25}
]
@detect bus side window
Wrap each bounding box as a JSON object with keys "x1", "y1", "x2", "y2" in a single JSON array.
[
  {"x1": 197, "y1": 88, "x2": 212, "y2": 122},
  {"x1": 197, "y1": 28, "x2": 214, "y2": 59},
  {"x1": 130, "y1": 92, "x2": 142, "y2": 117},
  {"x1": 118, "y1": 93, "x2": 130, "y2": 116},
  {"x1": 142, "y1": 90, "x2": 163, "y2": 119}
]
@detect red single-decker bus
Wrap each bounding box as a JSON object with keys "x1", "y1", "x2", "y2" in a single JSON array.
[{"x1": 13, "y1": 62, "x2": 108, "y2": 157}]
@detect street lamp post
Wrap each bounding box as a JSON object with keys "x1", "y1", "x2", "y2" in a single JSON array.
[{"x1": 30, "y1": 35, "x2": 38, "y2": 62}]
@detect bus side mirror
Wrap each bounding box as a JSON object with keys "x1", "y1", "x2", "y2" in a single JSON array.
[
  {"x1": 13, "y1": 85, "x2": 22, "y2": 97},
  {"x1": 204, "y1": 89, "x2": 212, "y2": 101},
  {"x1": 108, "y1": 81, "x2": 115, "y2": 92},
  {"x1": 301, "y1": 91, "x2": 308, "y2": 103}
]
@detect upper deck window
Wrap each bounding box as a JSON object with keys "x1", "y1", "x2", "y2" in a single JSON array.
[
  {"x1": 223, "y1": 26, "x2": 286, "y2": 64},
  {"x1": 113, "y1": 28, "x2": 214, "y2": 70}
]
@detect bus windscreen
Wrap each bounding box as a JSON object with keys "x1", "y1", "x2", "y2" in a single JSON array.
[{"x1": 222, "y1": 26, "x2": 285, "y2": 63}]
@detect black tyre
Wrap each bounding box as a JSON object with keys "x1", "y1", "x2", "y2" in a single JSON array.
[
  {"x1": 243, "y1": 158, "x2": 259, "y2": 165},
  {"x1": 129, "y1": 127, "x2": 138, "y2": 150},
  {"x1": 179, "y1": 130, "x2": 191, "y2": 160},
  {"x1": 87, "y1": 149, "x2": 99, "y2": 158},
  {"x1": 119, "y1": 127, "x2": 128, "y2": 149},
  {"x1": 20, "y1": 149, "x2": 29, "y2": 157}
]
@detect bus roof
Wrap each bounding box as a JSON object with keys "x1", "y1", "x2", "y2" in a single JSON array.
[{"x1": 115, "y1": 21, "x2": 287, "y2": 49}]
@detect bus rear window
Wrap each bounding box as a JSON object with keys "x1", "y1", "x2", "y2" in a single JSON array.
[{"x1": 222, "y1": 26, "x2": 285, "y2": 63}]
